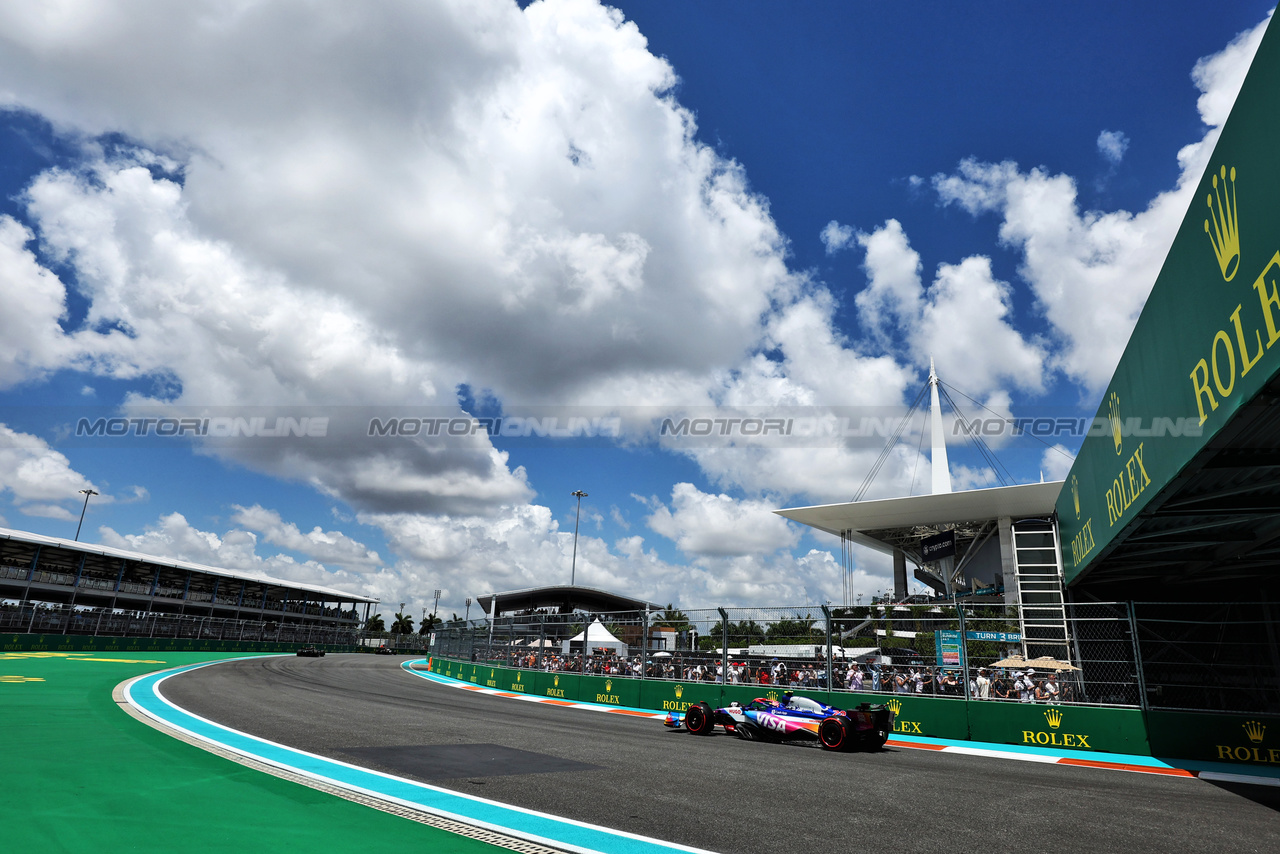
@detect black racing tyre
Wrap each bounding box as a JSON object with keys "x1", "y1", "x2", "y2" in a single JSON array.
[
  {"x1": 685, "y1": 701, "x2": 715, "y2": 735},
  {"x1": 818, "y1": 715, "x2": 852, "y2": 751}
]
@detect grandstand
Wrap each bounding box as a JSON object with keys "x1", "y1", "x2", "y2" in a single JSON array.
[{"x1": 0, "y1": 526, "x2": 377, "y2": 634}]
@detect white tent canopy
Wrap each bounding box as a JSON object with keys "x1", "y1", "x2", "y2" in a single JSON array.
[{"x1": 562, "y1": 618, "x2": 628, "y2": 656}]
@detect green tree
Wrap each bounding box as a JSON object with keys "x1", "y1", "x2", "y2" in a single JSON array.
[
  {"x1": 364, "y1": 613, "x2": 385, "y2": 633},
  {"x1": 652, "y1": 604, "x2": 690, "y2": 630},
  {"x1": 766, "y1": 615, "x2": 818, "y2": 643},
  {"x1": 418, "y1": 612, "x2": 443, "y2": 634},
  {"x1": 390, "y1": 612, "x2": 414, "y2": 634},
  {"x1": 729, "y1": 619, "x2": 766, "y2": 646}
]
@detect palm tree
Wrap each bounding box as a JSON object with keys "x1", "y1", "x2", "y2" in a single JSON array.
[
  {"x1": 732, "y1": 619, "x2": 766, "y2": 646},
  {"x1": 652, "y1": 604, "x2": 690, "y2": 630},
  {"x1": 766, "y1": 615, "x2": 818, "y2": 643},
  {"x1": 364, "y1": 613, "x2": 386, "y2": 633},
  {"x1": 706, "y1": 620, "x2": 732, "y2": 652},
  {"x1": 418, "y1": 612, "x2": 442, "y2": 634},
  {"x1": 390, "y1": 612, "x2": 414, "y2": 634}
]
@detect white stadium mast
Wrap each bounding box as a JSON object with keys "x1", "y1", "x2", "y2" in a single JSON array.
[{"x1": 929, "y1": 357, "x2": 952, "y2": 495}]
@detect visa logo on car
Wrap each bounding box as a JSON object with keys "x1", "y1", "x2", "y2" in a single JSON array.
[{"x1": 757, "y1": 713, "x2": 788, "y2": 733}]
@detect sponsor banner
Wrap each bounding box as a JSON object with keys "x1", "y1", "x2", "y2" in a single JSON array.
[
  {"x1": 651, "y1": 680, "x2": 722, "y2": 712},
  {"x1": 579, "y1": 674, "x2": 641, "y2": 708},
  {"x1": 1058, "y1": 15, "x2": 1280, "y2": 581},
  {"x1": 1147, "y1": 709, "x2": 1280, "y2": 768},
  {"x1": 921, "y1": 531, "x2": 956, "y2": 562},
  {"x1": 536, "y1": 670, "x2": 578, "y2": 700},
  {"x1": 967, "y1": 701, "x2": 1149, "y2": 756},
  {"x1": 506, "y1": 668, "x2": 531, "y2": 694}
]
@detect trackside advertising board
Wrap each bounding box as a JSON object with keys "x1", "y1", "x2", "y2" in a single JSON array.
[{"x1": 1058, "y1": 11, "x2": 1280, "y2": 584}]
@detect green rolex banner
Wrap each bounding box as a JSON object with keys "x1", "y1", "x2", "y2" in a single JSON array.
[{"x1": 1058, "y1": 9, "x2": 1280, "y2": 583}]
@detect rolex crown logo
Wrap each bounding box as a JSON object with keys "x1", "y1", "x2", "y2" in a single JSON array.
[
  {"x1": 886, "y1": 697, "x2": 902, "y2": 716},
  {"x1": 605, "y1": 679, "x2": 612, "y2": 691},
  {"x1": 1045, "y1": 708, "x2": 1063, "y2": 729},
  {"x1": 1108, "y1": 392, "x2": 1123, "y2": 455},
  {"x1": 767, "y1": 690, "x2": 779, "y2": 701},
  {"x1": 490, "y1": 669, "x2": 495, "y2": 678},
  {"x1": 1071, "y1": 475, "x2": 1080, "y2": 519},
  {"x1": 1243, "y1": 720, "x2": 1266, "y2": 744},
  {"x1": 516, "y1": 672, "x2": 521, "y2": 682},
  {"x1": 1204, "y1": 165, "x2": 1240, "y2": 282},
  {"x1": 674, "y1": 684, "x2": 684, "y2": 698}
]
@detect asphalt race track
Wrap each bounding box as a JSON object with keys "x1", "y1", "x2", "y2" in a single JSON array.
[{"x1": 162, "y1": 655, "x2": 1280, "y2": 854}]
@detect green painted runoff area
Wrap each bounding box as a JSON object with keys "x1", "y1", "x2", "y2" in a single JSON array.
[{"x1": 0, "y1": 650, "x2": 502, "y2": 853}]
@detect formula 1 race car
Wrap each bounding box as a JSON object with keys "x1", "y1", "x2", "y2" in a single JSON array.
[
  {"x1": 664, "y1": 694, "x2": 893, "y2": 751},
  {"x1": 296, "y1": 646, "x2": 326, "y2": 657}
]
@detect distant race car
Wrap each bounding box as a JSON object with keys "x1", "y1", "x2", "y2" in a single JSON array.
[
  {"x1": 296, "y1": 646, "x2": 326, "y2": 657},
  {"x1": 665, "y1": 693, "x2": 892, "y2": 752},
  {"x1": 375, "y1": 645, "x2": 394, "y2": 655}
]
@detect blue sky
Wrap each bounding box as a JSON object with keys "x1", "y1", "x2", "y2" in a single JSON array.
[{"x1": 0, "y1": 1, "x2": 1273, "y2": 620}]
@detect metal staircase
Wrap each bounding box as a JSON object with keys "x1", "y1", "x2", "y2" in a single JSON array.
[{"x1": 1011, "y1": 518, "x2": 1073, "y2": 662}]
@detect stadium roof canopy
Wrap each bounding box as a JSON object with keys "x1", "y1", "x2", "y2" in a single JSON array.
[
  {"x1": 476, "y1": 585, "x2": 662, "y2": 616},
  {"x1": 1059, "y1": 371, "x2": 1280, "y2": 596},
  {"x1": 775, "y1": 481, "x2": 1063, "y2": 557},
  {"x1": 1054, "y1": 14, "x2": 1280, "y2": 598},
  {"x1": 0, "y1": 526, "x2": 378, "y2": 604}
]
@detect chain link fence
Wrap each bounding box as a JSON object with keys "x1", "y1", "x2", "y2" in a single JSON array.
[
  {"x1": 427, "y1": 601, "x2": 1153, "y2": 708},
  {"x1": 1132, "y1": 601, "x2": 1280, "y2": 714}
]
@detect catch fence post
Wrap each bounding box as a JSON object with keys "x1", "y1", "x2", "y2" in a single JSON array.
[
  {"x1": 641, "y1": 607, "x2": 649, "y2": 681},
  {"x1": 822, "y1": 604, "x2": 834, "y2": 692},
  {"x1": 539, "y1": 614, "x2": 546, "y2": 670},
  {"x1": 718, "y1": 607, "x2": 729, "y2": 685},
  {"x1": 1127, "y1": 601, "x2": 1149, "y2": 710}
]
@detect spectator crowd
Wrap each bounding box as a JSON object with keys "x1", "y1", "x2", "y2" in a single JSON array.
[{"x1": 478, "y1": 649, "x2": 1073, "y2": 703}]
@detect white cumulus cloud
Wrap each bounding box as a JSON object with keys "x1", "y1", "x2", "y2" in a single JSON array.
[
  {"x1": 820, "y1": 220, "x2": 856, "y2": 255},
  {"x1": 927, "y1": 14, "x2": 1269, "y2": 394},
  {"x1": 1096, "y1": 130, "x2": 1129, "y2": 165}
]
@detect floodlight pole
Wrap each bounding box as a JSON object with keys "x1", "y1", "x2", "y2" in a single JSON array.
[
  {"x1": 570, "y1": 490, "x2": 588, "y2": 586},
  {"x1": 432, "y1": 588, "x2": 441, "y2": 629},
  {"x1": 74, "y1": 489, "x2": 98, "y2": 542}
]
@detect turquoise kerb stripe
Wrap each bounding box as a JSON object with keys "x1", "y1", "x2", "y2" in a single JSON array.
[{"x1": 126, "y1": 660, "x2": 707, "y2": 854}]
